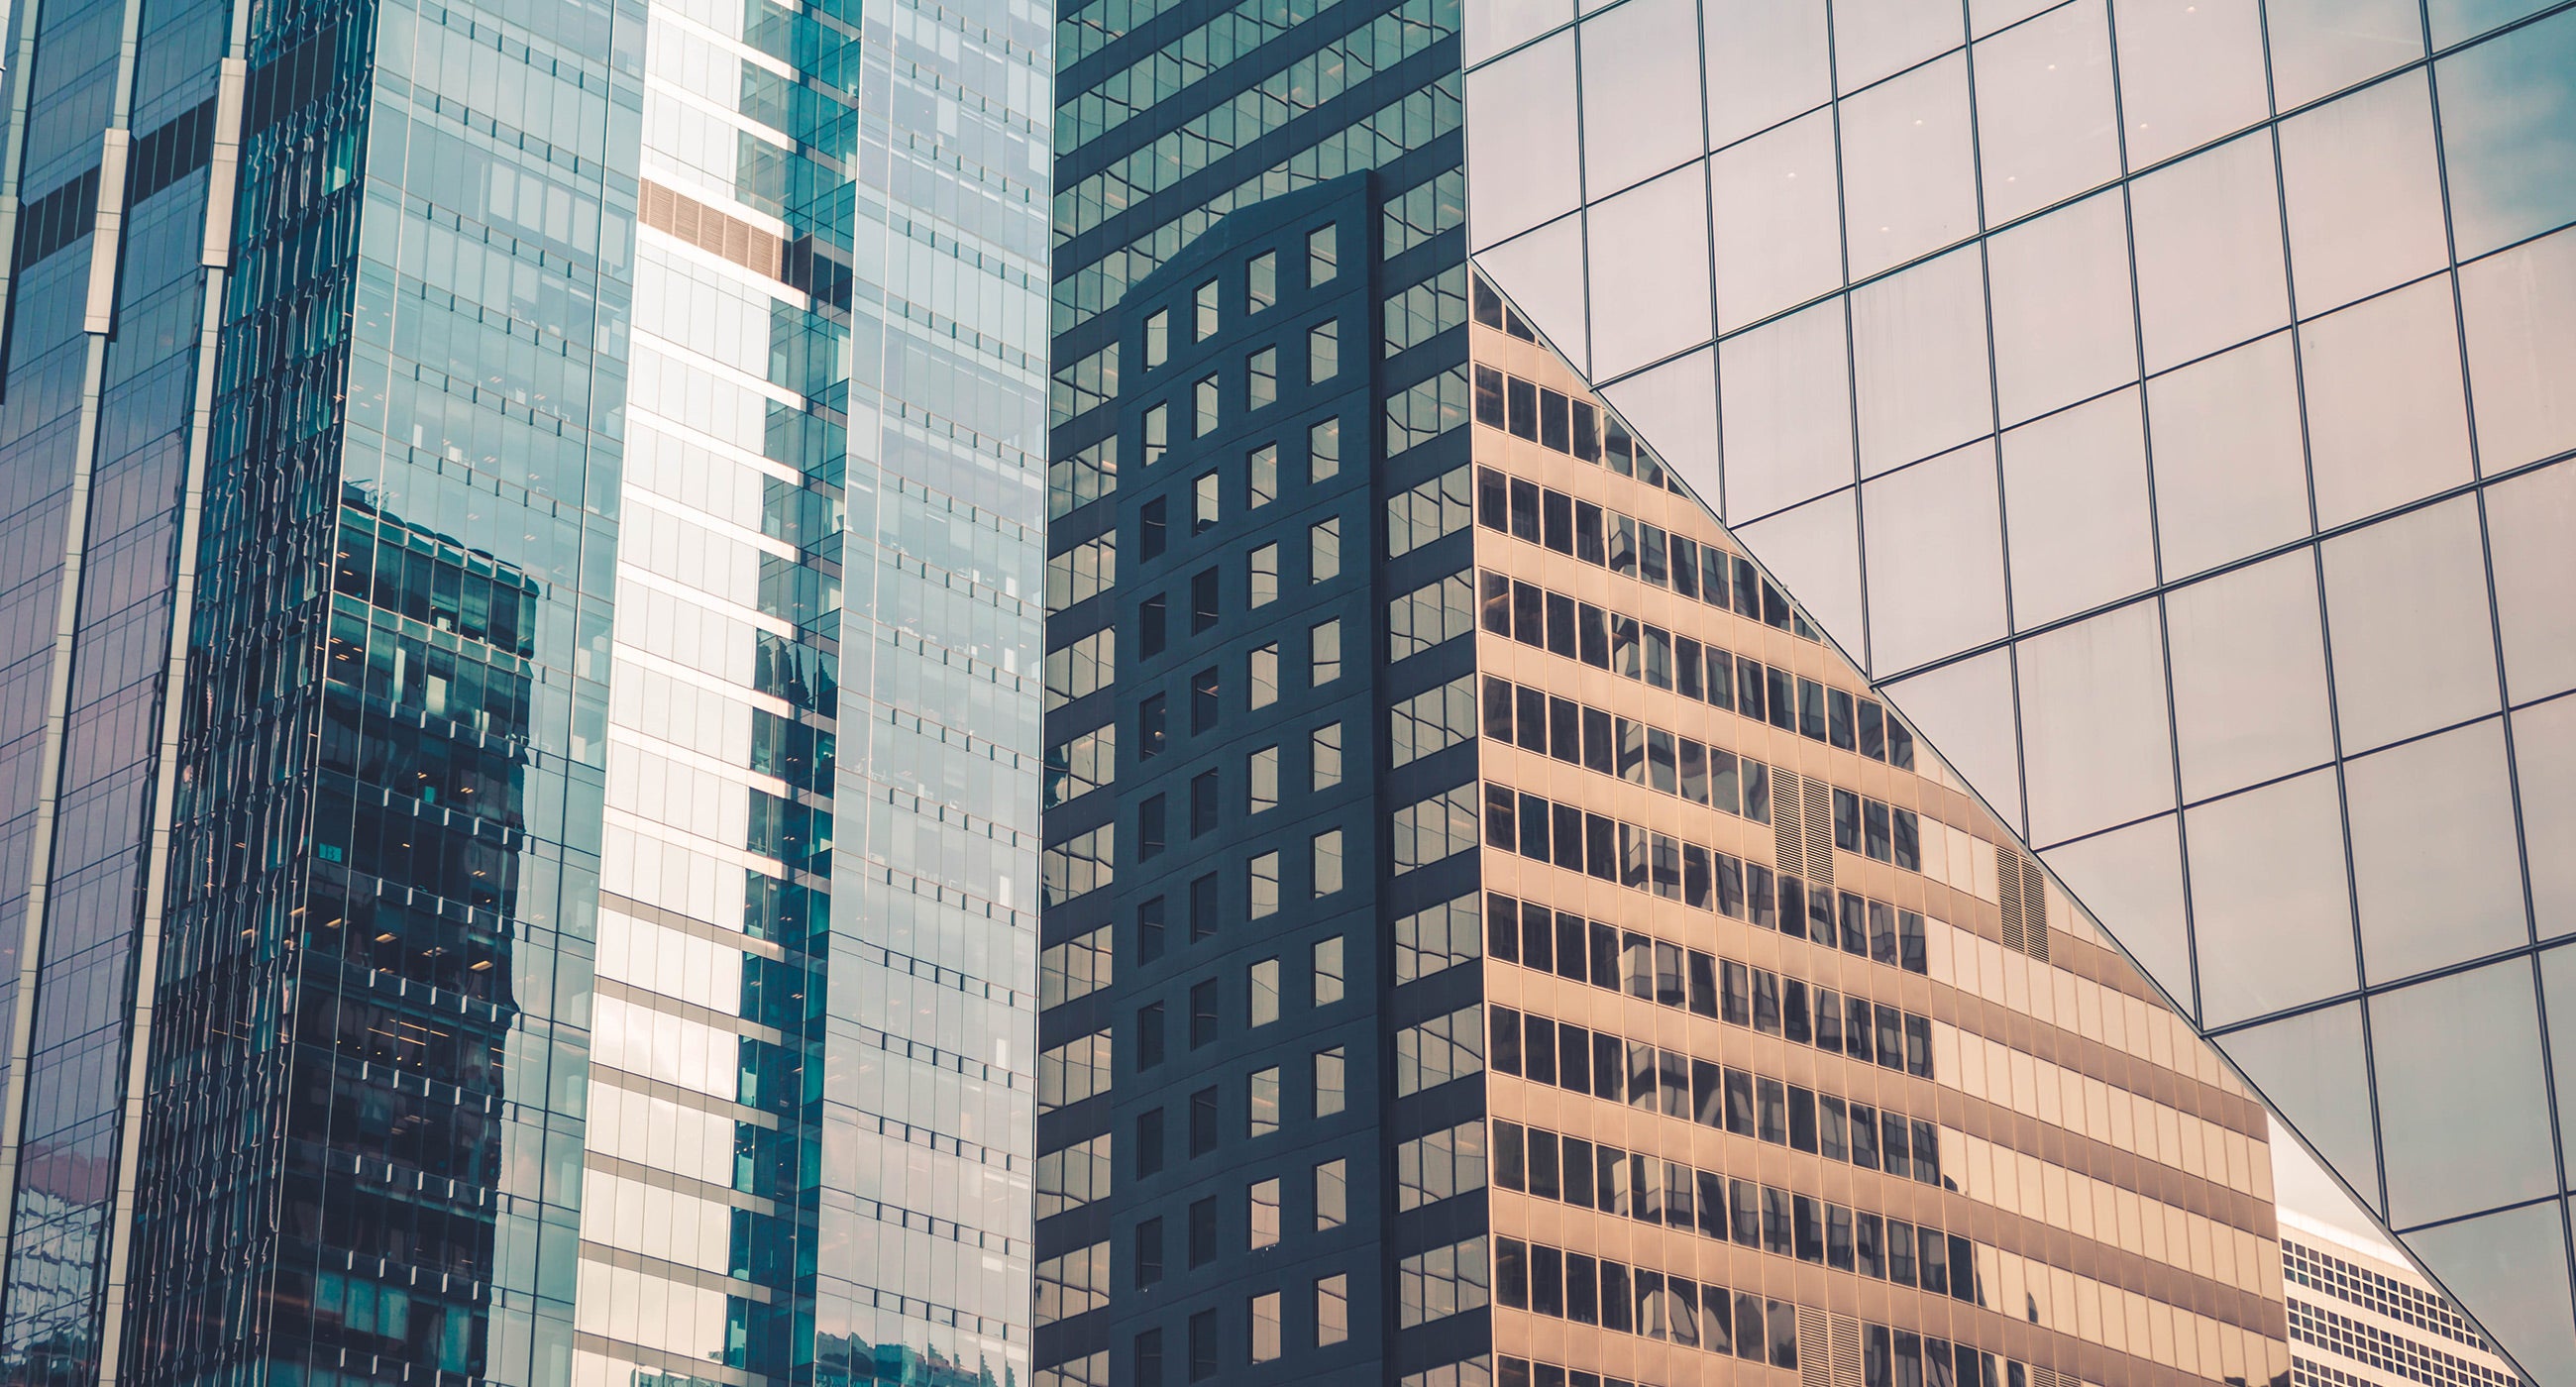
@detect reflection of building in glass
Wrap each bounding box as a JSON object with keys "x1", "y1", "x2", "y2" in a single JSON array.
[
  {"x1": 1460, "y1": 3, "x2": 2576, "y2": 1378},
  {"x1": 1035, "y1": 0, "x2": 2298, "y2": 1368},
  {"x1": 0, "y1": 0, "x2": 1046, "y2": 1363},
  {"x1": 2281, "y1": 1211, "x2": 2516, "y2": 1387}
]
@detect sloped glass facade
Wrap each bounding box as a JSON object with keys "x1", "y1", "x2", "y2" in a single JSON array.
[{"x1": 1461, "y1": 0, "x2": 2576, "y2": 1379}]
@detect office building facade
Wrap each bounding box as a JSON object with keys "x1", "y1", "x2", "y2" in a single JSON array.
[
  {"x1": 1036, "y1": 2, "x2": 2297, "y2": 1379},
  {"x1": 2277, "y1": 1210, "x2": 2516, "y2": 1387},
  {"x1": 1459, "y1": 0, "x2": 2576, "y2": 1378},
  {"x1": 0, "y1": 0, "x2": 1046, "y2": 1376}
]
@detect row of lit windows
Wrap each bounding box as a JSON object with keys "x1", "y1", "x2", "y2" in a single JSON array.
[
  {"x1": 1475, "y1": 567, "x2": 1916, "y2": 769},
  {"x1": 1480, "y1": 780, "x2": 1922, "y2": 916},
  {"x1": 1487, "y1": 1004, "x2": 1945, "y2": 1183},
  {"x1": 1486, "y1": 891, "x2": 1932, "y2": 1060},
  {"x1": 1496, "y1": 1117, "x2": 1986, "y2": 1298},
  {"x1": 1479, "y1": 672, "x2": 1925, "y2": 869}
]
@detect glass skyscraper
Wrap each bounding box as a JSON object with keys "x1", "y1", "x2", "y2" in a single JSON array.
[
  {"x1": 1458, "y1": 0, "x2": 2576, "y2": 1380},
  {"x1": 0, "y1": 0, "x2": 1046, "y2": 1375}
]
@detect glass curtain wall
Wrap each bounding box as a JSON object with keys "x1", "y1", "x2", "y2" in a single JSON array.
[{"x1": 1462, "y1": 0, "x2": 2576, "y2": 1377}]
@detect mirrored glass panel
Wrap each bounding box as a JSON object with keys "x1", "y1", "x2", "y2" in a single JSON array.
[
  {"x1": 1578, "y1": 0, "x2": 1705, "y2": 196},
  {"x1": 1971, "y1": 0, "x2": 2117, "y2": 223},
  {"x1": 2185, "y1": 770, "x2": 2358, "y2": 1025},
  {"x1": 2435, "y1": 7, "x2": 2576, "y2": 259},
  {"x1": 2369, "y1": 960, "x2": 2557, "y2": 1227},
  {"x1": 1861, "y1": 441, "x2": 2005, "y2": 674},
  {"x1": 2109, "y1": 0, "x2": 2269, "y2": 167},
  {"x1": 2145, "y1": 333, "x2": 2311, "y2": 578},
  {"x1": 2277, "y1": 71, "x2": 2449, "y2": 314},
  {"x1": 2001, "y1": 388, "x2": 2156, "y2": 629},
  {"x1": 1830, "y1": 0, "x2": 1959, "y2": 93},
  {"x1": 1837, "y1": 53, "x2": 1979, "y2": 279},
  {"x1": 1584, "y1": 165, "x2": 1712, "y2": 377},
  {"x1": 2319, "y1": 496, "x2": 2500, "y2": 754},
  {"x1": 1986, "y1": 189, "x2": 2137, "y2": 424},
  {"x1": 2345, "y1": 719, "x2": 2528, "y2": 982},
  {"x1": 2517, "y1": 697, "x2": 2576, "y2": 941},
  {"x1": 1710, "y1": 110, "x2": 1844, "y2": 331},
  {"x1": 2264, "y1": 0, "x2": 2423, "y2": 111},
  {"x1": 2470, "y1": 461, "x2": 2576, "y2": 705},
  {"x1": 2164, "y1": 552, "x2": 2335, "y2": 802},
  {"x1": 2219, "y1": 1005, "x2": 2378, "y2": 1202},
  {"x1": 1717, "y1": 300, "x2": 1854, "y2": 519},
  {"x1": 2299, "y1": 275, "x2": 2473, "y2": 528},
  {"x1": 2127, "y1": 133, "x2": 2288, "y2": 373},
  {"x1": 2406, "y1": 1202, "x2": 2576, "y2": 1384},
  {"x1": 2013, "y1": 599, "x2": 2175, "y2": 847},
  {"x1": 2459, "y1": 225, "x2": 2576, "y2": 474},
  {"x1": 1850, "y1": 246, "x2": 1990, "y2": 476},
  {"x1": 1703, "y1": 0, "x2": 1830, "y2": 149},
  {"x1": 1467, "y1": 34, "x2": 1584, "y2": 248}
]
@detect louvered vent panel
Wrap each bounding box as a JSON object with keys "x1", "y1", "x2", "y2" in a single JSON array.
[
  {"x1": 1773, "y1": 771, "x2": 1802, "y2": 876},
  {"x1": 1829, "y1": 1312, "x2": 1863, "y2": 1387},
  {"x1": 1997, "y1": 844, "x2": 2025, "y2": 955},
  {"x1": 2024, "y1": 858, "x2": 2051, "y2": 962},
  {"x1": 640, "y1": 179, "x2": 787, "y2": 281},
  {"x1": 1797, "y1": 1308, "x2": 1830, "y2": 1387},
  {"x1": 1802, "y1": 778, "x2": 1833, "y2": 885}
]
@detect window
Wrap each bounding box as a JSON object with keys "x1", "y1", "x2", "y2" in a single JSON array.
[
  {"x1": 1190, "y1": 1088, "x2": 1219, "y2": 1156},
  {"x1": 1249, "y1": 745, "x2": 1279, "y2": 813},
  {"x1": 1250, "y1": 958, "x2": 1281, "y2": 1026},
  {"x1": 1040, "y1": 1031, "x2": 1114, "y2": 1113},
  {"x1": 1394, "y1": 892, "x2": 1480, "y2": 984},
  {"x1": 1195, "y1": 279, "x2": 1220, "y2": 340},
  {"x1": 1396, "y1": 1120, "x2": 1487, "y2": 1210},
  {"x1": 1309, "y1": 320, "x2": 1341, "y2": 382},
  {"x1": 1316, "y1": 1275, "x2": 1349, "y2": 1346},
  {"x1": 1250, "y1": 643, "x2": 1279, "y2": 708},
  {"x1": 1044, "y1": 725, "x2": 1117, "y2": 809},
  {"x1": 1134, "y1": 1330, "x2": 1164, "y2": 1387},
  {"x1": 1190, "y1": 980, "x2": 1219, "y2": 1048},
  {"x1": 1134, "y1": 1218, "x2": 1165, "y2": 1287},
  {"x1": 1189, "y1": 873, "x2": 1218, "y2": 941},
  {"x1": 1036, "y1": 1132, "x2": 1113, "y2": 1218},
  {"x1": 1191, "y1": 667, "x2": 1220, "y2": 733},
  {"x1": 1145, "y1": 309, "x2": 1170, "y2": 369},
  {"x1": 1191, "y1": 568, "x2": 1219, "y2": 632},
  {"x1": 1311, "y1": 722, "x2": 1343, "y2": 790},
  {"x1": 1189, "y1": 1197, "x2": 1217, "y2": 1266},
  {"x1": 1249, "y1": 543, "x2": 1280, "y2": 607},
  {"x1": 1311, "y1": 829, "x2": 1344, "y2": 897},
  {"x1": 1250, "y1": 1067, "x2": 1282, "y2": 1136},
  {"x1": 1249, "y1": 1292, "x2": 1282, "y2": 1363},
  {"x1": 1192, "y1": 472, "x2": 1220, "y2": 533},
  {"x1": 1387, "y1": 465, "x2": 1472, "y2": 558},
  {"x1": 1140, "y1": 498, "x2": 1168, "y2": 560},
  {"x1": 1316, "y1": 1158, "x2": 1348, "y2": 1229},
  {"x1": 1391, "y1": 675, "x2": 1476, "y2": 768},
  {"x1": 1250, "y1": 1177, "x2": 1282, "y2": 1249},
  {"x1": 1314, "y1": 1046, "x2": 1346, "y2": 1116},
  {"x1": 1311, "y1": 618, "x2": 1342, "y2": 685},
  {"x1": 1248, "y1": 444, "x2": 1278, "y2": 507},
  {"x1": 1187, "y1": 1310, "x2": 1217, "y2": 1382},
  {"x1": 1195, "y1": 375, "x2": 1219, "y2": 436},
  {"x1": 1035, "y1": 1241, "x2": 1111, "y2": 1326},
  {"x1": 1044, "y1": 627, "x2": 1115, "y2": 710},
  {"x1": 1047, "y1": 534, "x2": 1117, "y2": 610},
  {"x1": 1309, "y1": 224, "x2": 1338, "y2": 285},
  {"x1": 1389, "y1": 573, "x2": 1473, "y2": 659},
  {"x1": 1309, "y1": 516, "x2": 1341, "y2": 583},
  {"x1": 1136, "y1": 1003, "x2": 1166, "y2": 1069},
  {"x1": 1249, "y1": 851, "x2": 1280, "y2": 919},
  {"x1": 1190, "y1": 771, "x2": 1219, "y2": 837},
  {"x1": 1314, "y1": 936, "x2": 1345, "y2": 1005},
  {"x1": 1139, "y1": 594, "x2": 1165, "y2": 658},
  {"x1": 1397, "y1": 1237, "x2": 1489, "y2": 1328},
  {"x1": 1136, "y1": 1108, "x2": 1165, "y2": 1177},
  {"x1": 1309, "y1": 417, "x2": 1341, "y2": 481},
  {"x1": 1248, "y1": 347, "x2": 1278, "y2": 409},
  {"x1": 1391, "y1": 785, "x2": 1479, "y2": 873},
  {"x1": 1143, "y1": 402, "x2": 1168, "y2": 468},
  {"x1": 1396, "y1": 1006, "x2": 1484, "y2": 1095},
  {"x1": 1248, "y1": 251, "x2": 1278, "y2": 311}
]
